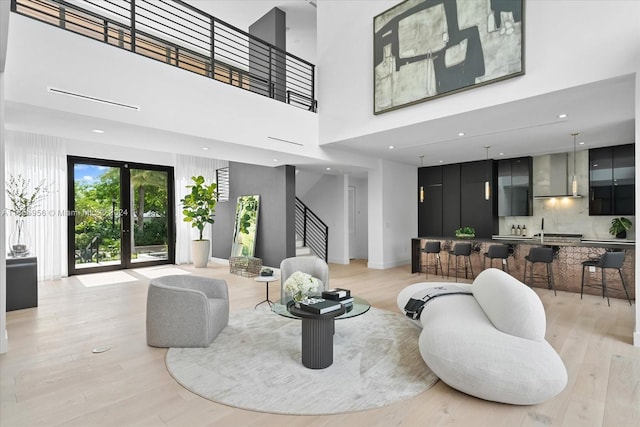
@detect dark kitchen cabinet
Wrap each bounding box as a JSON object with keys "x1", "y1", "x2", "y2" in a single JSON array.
[
  {"x1": 418, "y1": 166, "x2": 443, "y2": 236},
  {"x1": 460, "y1": 160, "x2": 498, "y2": 238},
  {"x1": 418, "y1": 161, "x2": 497, "y2": 238},
  {"x1": 498, "y1": 157, "x2": 532, "y2": 216},
  {"x1": 589, "y1": 144, "x2": 635, "y2": 215},
  {"x1": 442, "y1": 163, "x2": 461, "y2": 236}
]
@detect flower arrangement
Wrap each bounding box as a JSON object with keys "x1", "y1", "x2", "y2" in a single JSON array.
[
  {"x1": 6, "y1": 174, "x2": 49, "y2": 217},
  {"x1": 283, "y1": 271, "x2": 320, "y2": 303}
]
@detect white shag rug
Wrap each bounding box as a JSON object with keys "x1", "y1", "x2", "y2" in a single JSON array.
[{"x1": 165, "y1": 307, "x2": 438, "y2": 415}]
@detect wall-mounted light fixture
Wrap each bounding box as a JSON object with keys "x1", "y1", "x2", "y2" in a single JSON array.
[
  {"x1": 571, "y1": 132, "x2": 579, "y2": 197},
  {"x1": 419, "y1": 155, "x2": 425, "y2": 203},
  {"x1": 484, "y1": 146, "x2": 491, "y2": 200}
]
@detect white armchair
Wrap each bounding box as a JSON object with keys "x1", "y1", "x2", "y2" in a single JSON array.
[{"x1": 280, "y1": 257, "x2": 329, "y2": 300}]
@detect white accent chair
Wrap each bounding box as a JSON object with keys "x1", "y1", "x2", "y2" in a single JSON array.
[
  {"x1": 397, "y1": 268, "x2": 567, "y2": 405},
  {"x1": 146, "y1": 275, "x2": 229, "y2": 348},
  {"x1": 280, "y1": 256, "x2": 329, "y2": 300}
]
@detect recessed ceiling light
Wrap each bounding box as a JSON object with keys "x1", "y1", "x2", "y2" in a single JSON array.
[
  {"x1": 273, "y1": 158, "x2": 278, "y2": 162},
  {"x1": 92, "y1": 129, "x2": 104, "y2": 133},
  {"x1": 458, "y1": 132, "x2": 465, "y2": 137},
  {"x1": 439, "y1": 160, "x2": 444, "y2": 163},
  {"x1": 499, "y1": 152, "x2": 505, "y2": 156},
  {"x1": 558, "y1": 113, "x2": 567, "y2": 119},
  {"x1": 579, "y1": 142, "x2": 585, "y2": 145},
  {"x1": 388, "y1": 145, "x2": 395, "y2": 149},
  {"x1": 202, "y1": 147, "x2": 209, "y2": 151},
  {"x1": 326, "y1": 167, "x2": 331, "y2": 171}
]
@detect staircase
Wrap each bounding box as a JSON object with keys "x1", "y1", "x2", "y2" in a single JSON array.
[
  {"x1": 295, "y1": 197, "x2": 328, "y2": 261},
  {"x1": 295, "y1": 235, "x2": 313, "y2": 257}
]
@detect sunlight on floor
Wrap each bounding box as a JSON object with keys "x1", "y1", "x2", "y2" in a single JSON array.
[
  {"x1": 76, "y1": 271, "x2": 139, "y2": 287},
  {"x1": 132, "y1": 266, "x2": 192, "y2": 279}
]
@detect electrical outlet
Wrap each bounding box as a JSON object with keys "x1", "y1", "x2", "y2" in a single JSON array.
[{"x1": 589, "y1": 266, "x2": 596, "y2": 273}]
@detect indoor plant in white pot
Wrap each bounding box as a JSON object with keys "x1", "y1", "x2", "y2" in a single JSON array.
[{"x1": 180, "y1": 175, "x2": 217, "y2": 268}]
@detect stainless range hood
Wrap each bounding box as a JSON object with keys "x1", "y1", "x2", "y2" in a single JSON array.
[{"x1": 533, "y1": 153, "x2": 583, "y2": 199}]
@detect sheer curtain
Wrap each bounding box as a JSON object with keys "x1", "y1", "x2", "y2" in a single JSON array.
[
  {"x1": 5, "y1": 131, "x2": 67, "y2": 280},
  {"x1": 174, "y1": 154, "x2": 228, "y2": 264}
]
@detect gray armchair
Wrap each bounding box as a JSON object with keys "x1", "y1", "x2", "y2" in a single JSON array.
[
  {"x1": 146, "y1": 275, "x2": 229, "y2": 348},
  {"x1": 280, "y1": 256, "x2": 330, "y2": 300}
]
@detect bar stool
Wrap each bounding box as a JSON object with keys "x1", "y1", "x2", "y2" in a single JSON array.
[
  {"x1": 421, "y1": 241, "x2": 444, "y2": 278},
  {"x1": 447, "y1": 242, "x2": 474, "y2": 282},
  {"x1": 581, "y1": 251, "x2": 632, "y2": 306},
  {"x1": 483, "y1": 244, "x2": 510, "y2": 272},
  {"x1": 523, "y1": 247, "x2": 556, "y2": 295}
]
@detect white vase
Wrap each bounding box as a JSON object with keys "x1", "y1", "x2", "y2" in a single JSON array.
[{"x1": 192, "y1": 239, "x2": 210, "y2": 268}]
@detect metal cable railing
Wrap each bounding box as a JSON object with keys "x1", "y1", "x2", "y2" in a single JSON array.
[
  {"x1": 12, "y1": 0, "x2": 317, "y2": 112},
  {"x1": 295, "y1": 197, "x2": 328, "y2": 262}
]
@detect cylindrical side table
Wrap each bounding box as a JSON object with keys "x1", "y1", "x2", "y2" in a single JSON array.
[{"x1": 289, "y1": 304, "x2": 346, "y2": 369}]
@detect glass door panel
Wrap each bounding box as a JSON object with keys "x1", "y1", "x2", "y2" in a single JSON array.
[
  {"x1": 71, "y1": 162, "x2": 123, "y2": 270},
  {"x1": 130, "y1": 168, "x2": 170, "y2": 263}
]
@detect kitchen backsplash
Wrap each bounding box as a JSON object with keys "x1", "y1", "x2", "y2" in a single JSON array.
[{"x1": 499, "y1": 152, "x2": 635, "y2": 240}]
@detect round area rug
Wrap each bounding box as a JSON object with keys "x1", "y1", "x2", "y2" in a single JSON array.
[{"x1": 165, "y1": 307, "x2": 438, "y2": 415}]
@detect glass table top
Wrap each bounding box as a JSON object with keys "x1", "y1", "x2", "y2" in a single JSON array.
[{"x1": 271, "y1": 295, "x2": 371, "y2": 320}]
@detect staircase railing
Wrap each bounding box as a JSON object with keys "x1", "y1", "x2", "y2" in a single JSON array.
[
  {"x1": 12, "y1": 0, "x2": 317, "y2": 112},
  {"x1": 295, "y1": 197, "x2": 328, "y2": 262}
]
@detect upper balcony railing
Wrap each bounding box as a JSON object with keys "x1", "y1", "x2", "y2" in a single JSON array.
[{"x1": 12, "y1": 0, "x2": 317, "y2": 112}]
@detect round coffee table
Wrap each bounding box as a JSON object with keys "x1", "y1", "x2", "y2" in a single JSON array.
[
  {"x1": 272, "y1": 296, "x2": 371, "y2": 369},
  {"x1": 271, "y1": 295, "x2": 371, "y2": 320}
]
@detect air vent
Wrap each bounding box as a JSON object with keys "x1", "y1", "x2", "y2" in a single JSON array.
[{"x1": 48, "y1": 87, "x2": 140, "y2": 111}]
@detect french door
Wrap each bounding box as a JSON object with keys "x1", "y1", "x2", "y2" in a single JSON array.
[{"x1": 67, "y1": 156, "x2": 175, "y2": 275}]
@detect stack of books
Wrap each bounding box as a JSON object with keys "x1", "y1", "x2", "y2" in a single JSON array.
[
  {"x1": 321, "y1": 288, "x2": 354, "y2": 306},
  {"x1": 298, "y1": 298, "x2": 342, "y2": 314}
]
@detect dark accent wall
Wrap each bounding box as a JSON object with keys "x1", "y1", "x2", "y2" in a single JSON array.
[
  {"x1": 248, "y1": 7, "x2": 286, "y2": 102},
  {"x1": 212, "y1": 162, "x2": 295, "y2": 268}
]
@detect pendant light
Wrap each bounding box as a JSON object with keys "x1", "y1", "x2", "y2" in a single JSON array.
[
  {"x1": 419, "y1": 155, "x2": 425, "y2": 203},
  {"x1": 571, "y1": 132, "x2": 579, "y2": 197},
  {"x1": 484, "y1": 146, "x2": 491, "y2": 200}
]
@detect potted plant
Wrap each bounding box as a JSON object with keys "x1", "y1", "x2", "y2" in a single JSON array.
[
  {"x1": 609, "y1": 217, "x2": 632, "y2": 239},
  {"x1": 455, "y1": 226, "x2": 475, "y2": 239},
  {"x1": 5, "y1": 174, "x2": 49, "y2": 257},
  {"x1": 180, "y1": 176, "x2": 217, "y2": 267}
]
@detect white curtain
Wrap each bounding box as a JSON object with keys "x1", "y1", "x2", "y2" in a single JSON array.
[
  {"x1": 174, "y1": 154, "x2": 228, "y2": 264},
  {"x1": 5, "y1": 131, "x2": 67, "y2": 280}
]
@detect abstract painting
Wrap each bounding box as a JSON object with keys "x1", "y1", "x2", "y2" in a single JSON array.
[{"x1": 374, "y1": 0, "x2": 524, "y2": 114}]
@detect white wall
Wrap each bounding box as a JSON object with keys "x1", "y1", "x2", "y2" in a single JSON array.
[
  {"x1": 368, "y1": 159, "x2": 416, "y2": 269},
  {"x1": 1, "y1": 72, "x2": 7, "y2": 354},
  {"x1": 66, "y1": 139, "x2": 175, "y2": 167},
  {"x1": 301, "y1": 173, "x2": 349, "y2": 264},
  {"x1": 633, "y1": 72, "x2": 640, "y2": 347},
  {"x1": 349, "y1": 175, "x2": 368, "y2": 260},
  {"x1": 317, "y1": 1, "x2": 640, "y2": 144}
]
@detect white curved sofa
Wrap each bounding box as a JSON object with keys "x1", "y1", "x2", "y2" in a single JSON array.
[{"x1": 397, "y1": 268, "x2": 567, "y2": 405}]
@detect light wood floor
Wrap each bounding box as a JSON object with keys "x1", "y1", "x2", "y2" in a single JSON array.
[{"x1": 1, "y1": 260, "x2": 638, "y2": 427}]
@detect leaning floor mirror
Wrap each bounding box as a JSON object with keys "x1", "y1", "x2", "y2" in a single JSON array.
[{"x1": 230, "y1": 195, "x2": 260, "y2": 257}]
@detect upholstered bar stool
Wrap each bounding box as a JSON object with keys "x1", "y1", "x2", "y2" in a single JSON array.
[
  {"x1": 483, "y1": 244, "x2": 510, "y2": 272},
  {"x1": 421, "y1": 241, "x2": 444, "y2": 278},
  {"x1": 523, "y1": 247, "x2": 556, "y2": 295},
  {"x1": 447, "y1": 242, "x2": 474, "y2": 282},
  {"x1": 581, "y1": 251, "x2": 632, "y2": 306}
]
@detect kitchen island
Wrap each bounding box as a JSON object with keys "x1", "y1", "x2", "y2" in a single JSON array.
[{"x1": 411, "y1": 236, "x2": 635, "y2": 300}]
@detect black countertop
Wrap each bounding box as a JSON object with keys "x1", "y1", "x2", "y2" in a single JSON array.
[{"x1": 414, "y1": 236, "x2": 636, "y2": 249}]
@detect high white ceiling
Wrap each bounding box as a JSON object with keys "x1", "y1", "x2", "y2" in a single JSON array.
[{"x1": 4, "y1": 1, "x2": 636, "y2": 175}]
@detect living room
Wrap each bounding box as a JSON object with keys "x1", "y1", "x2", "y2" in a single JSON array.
[{"x1": 1, "y1": 1, "x2": 639, "y2": 425}]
